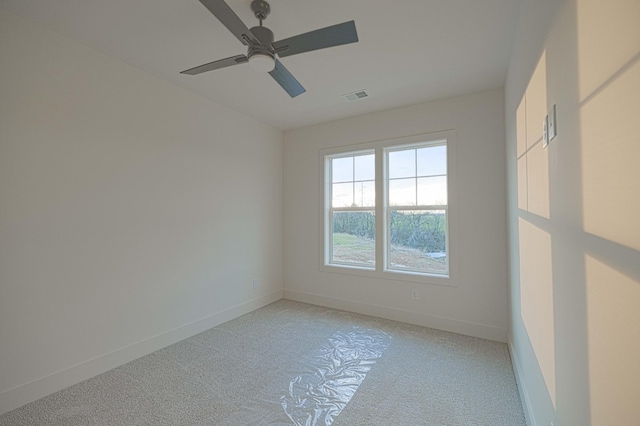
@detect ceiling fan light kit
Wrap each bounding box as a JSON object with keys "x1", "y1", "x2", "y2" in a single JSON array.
[
  {"x1": 248, "y1": 51, "x2": 275, "y2": 72},
  {"x1": 180, "y1": 0, "x2": 359, "y2": 97}
]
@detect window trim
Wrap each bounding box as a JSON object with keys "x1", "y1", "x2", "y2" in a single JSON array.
[{"x1": 319, "y1": 130, "x2": 458, "y2": 287}]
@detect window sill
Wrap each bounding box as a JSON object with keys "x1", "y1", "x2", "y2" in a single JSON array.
[{"x1": 320, "y1": 263, "x2": 456, "y2": 287}]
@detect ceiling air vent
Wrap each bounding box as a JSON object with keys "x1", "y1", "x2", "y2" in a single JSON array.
[{"x1": 342, "y1": 90, "x2": 369, "y2": 102}]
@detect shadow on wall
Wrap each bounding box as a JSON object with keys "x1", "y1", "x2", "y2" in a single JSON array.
[{"x1": 515, "y1": 0, "x2": 640, "y2": 424}]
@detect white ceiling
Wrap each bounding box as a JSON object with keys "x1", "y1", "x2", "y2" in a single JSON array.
[{"x1": 0, "y1": 0, "x2": 520, "y2": 130}]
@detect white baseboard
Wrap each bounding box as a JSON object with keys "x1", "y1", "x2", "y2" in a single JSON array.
[
  {"x1": 283, "y1": 289, "x2": 507, "y2": 342},
  {"x1": 508, "y1": 333, "x2": 536, "y2": 426},
  {"x1": 0, "y1": 290, "x2": 283, "y2": 416}
]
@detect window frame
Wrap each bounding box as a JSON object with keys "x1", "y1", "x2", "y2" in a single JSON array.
[
  {"x1": 326, "y1": 149, "x2": 376, "y2": 269},
  {"x1": 319, "y1": 130, "x2": 457, "y2": 287},
  {"x1": 384, "y1": 141, "x2": 450, "y2": 276}
]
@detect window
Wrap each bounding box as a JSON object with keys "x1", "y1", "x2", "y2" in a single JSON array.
[
  {"x1": 326, "y1": 151, "x2": 376, "y2": 268},
  {"x1": 321, "y1": 131, "x2": 455, "y2": 284},
  {"x1": 386, "y1": 143, "x2": 448, "y2": 274}
]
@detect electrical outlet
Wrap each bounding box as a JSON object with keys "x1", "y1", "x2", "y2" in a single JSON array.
[
  {"x1": 252, "y1": 278, "x2": 259, "y2": 289},
  {"x1": 411, "y1": 289, "x2": 419, "y2": 300}
]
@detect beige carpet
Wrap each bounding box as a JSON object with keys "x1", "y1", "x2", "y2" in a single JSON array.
[{"x1": 0, "y1": 300, "x2": 525, "y2": 425}]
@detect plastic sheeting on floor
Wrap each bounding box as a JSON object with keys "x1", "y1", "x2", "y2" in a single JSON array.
[{"x1": 280, "y1": 327, "x2": 391, "y2": 426}]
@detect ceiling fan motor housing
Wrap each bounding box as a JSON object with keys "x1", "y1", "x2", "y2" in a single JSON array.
[{"x1": 250, "y1": 26, "x2": 274, "y2": 46}]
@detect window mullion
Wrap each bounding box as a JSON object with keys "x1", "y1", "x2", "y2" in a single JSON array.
[
  {"x1": 351, "y1": 156, "x2": 356, "y2": 206},
  {"x1": 375, "y1": 146, "x2": 384, "y2": 272},
  {"x1": 326, "y1": 158, "x2": 332, "y2": 265},
  {"x1": 414, "y1": 149, "x2": 418, "y2": 206}
]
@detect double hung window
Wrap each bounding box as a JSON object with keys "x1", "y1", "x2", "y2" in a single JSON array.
[
  {"x1": 387, "y1": 143, "x2": 448, "y2": 274},
  {"x1": 322, "y1": 132, "x2": 454, "y2": 283},
  {"x1": 327, "y1": 151, "x2": 376, "y2": 268}
]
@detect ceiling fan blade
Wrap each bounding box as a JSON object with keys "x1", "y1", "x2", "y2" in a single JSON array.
[
  {"x1": 198, "y1": 0, "x2": 260, "y2": 46},
  {"x1": 180, "y1": 54, "x2": 248, "y2": 75},
  {"x1": 272, "y1": 21, "x2": 358, "y2": 58},
  {"x1": 269, "y1": 59, "x2": 306, "y2": 98}
]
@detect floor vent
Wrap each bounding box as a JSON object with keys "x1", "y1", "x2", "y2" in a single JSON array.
[{"x1": 342, "y1": 90, "x2": 369, "y2": 101}]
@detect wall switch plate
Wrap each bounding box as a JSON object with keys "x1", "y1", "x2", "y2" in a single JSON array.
[
  {"x1": 548, "y1": 104, "x2": 557, "y2": 141},
  {"x1": 542, "y1": 115, "x2": 549, "y2": 147}
]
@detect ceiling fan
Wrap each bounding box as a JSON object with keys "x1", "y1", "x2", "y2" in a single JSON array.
[{"x1": 180, "y1": 0, "x2": 359, "y2": 98}]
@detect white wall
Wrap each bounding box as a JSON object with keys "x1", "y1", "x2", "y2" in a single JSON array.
[
  {"x1": 0, "y1": 10, "x2": 283, "y2": 415},
  {"x1": 283, "y1": 89, "x2": 509, "y2": 342},
  {"x1": 505, "y1": 0, "x2": 640, "y2": 424}
]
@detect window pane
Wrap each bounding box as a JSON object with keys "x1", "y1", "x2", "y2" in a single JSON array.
[
  {"x1": 354, "y1": 154, "x2": 375, "y2": 181},
  {"x1": 417, "y1": 176, "x2": 447, "y2": 206},
  {"x1": 332, "y1": 211, "x2": 375, "y2": 267},
  {"x1": 332, "y1": 182, "x2": 353, "y2": 207},
  {"x1": 389, "y1": 178, "x2": 416, "y2": 206},
  {"x1": 332, "y1": 157, "x2": 353, "y2": 183},
  {"x1": 354, "y1": 180, "x2": 375, "y2": 207},
  {"x1": 388, "y1": 149, "x2": 415, "y2": 179},
  {"x1": 388, "y1": 210, "x2": 447, "y2": 273},
  {"x1": 417, "y1": 145, "x2": 447, "y2": 176}
]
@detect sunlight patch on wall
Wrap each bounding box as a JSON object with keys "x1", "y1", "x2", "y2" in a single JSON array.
[
  {"x1": 516, "y1": 96, "x2": 527, "y2": 158},
  {"x1": 586, "y1": 255, "x2": 640, "y2": 425},
  {"x1": 525, "y1": 53, "x2": 547, "y2": 150},
  {"x1": 578, "y1": 0, "x2": 640, "y2": 251},
  {"x1": 577, "y1": 0, "x2": 640, "y2": 102},
  {"x1": 580, "y1": 60, "x2": 640, "y2": 251},
  {"x1": 515, "y1": 50, "x2": 555, "y2": 406},
  {"x1": 519, "y1": 53, "x2": 550, "y2": 219},
  {"x1": 519, "y1": 218, "x2": 555, "y2": 407},
  {"x1": 516, "y1": 97, "x2": 528, "y2": 210},
  {"x1": 517, "y1": 156, "x2": 527, "y2": 210},
  {"x1": 527, "y1": 140, "x2": 550, "y2": 219}
]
